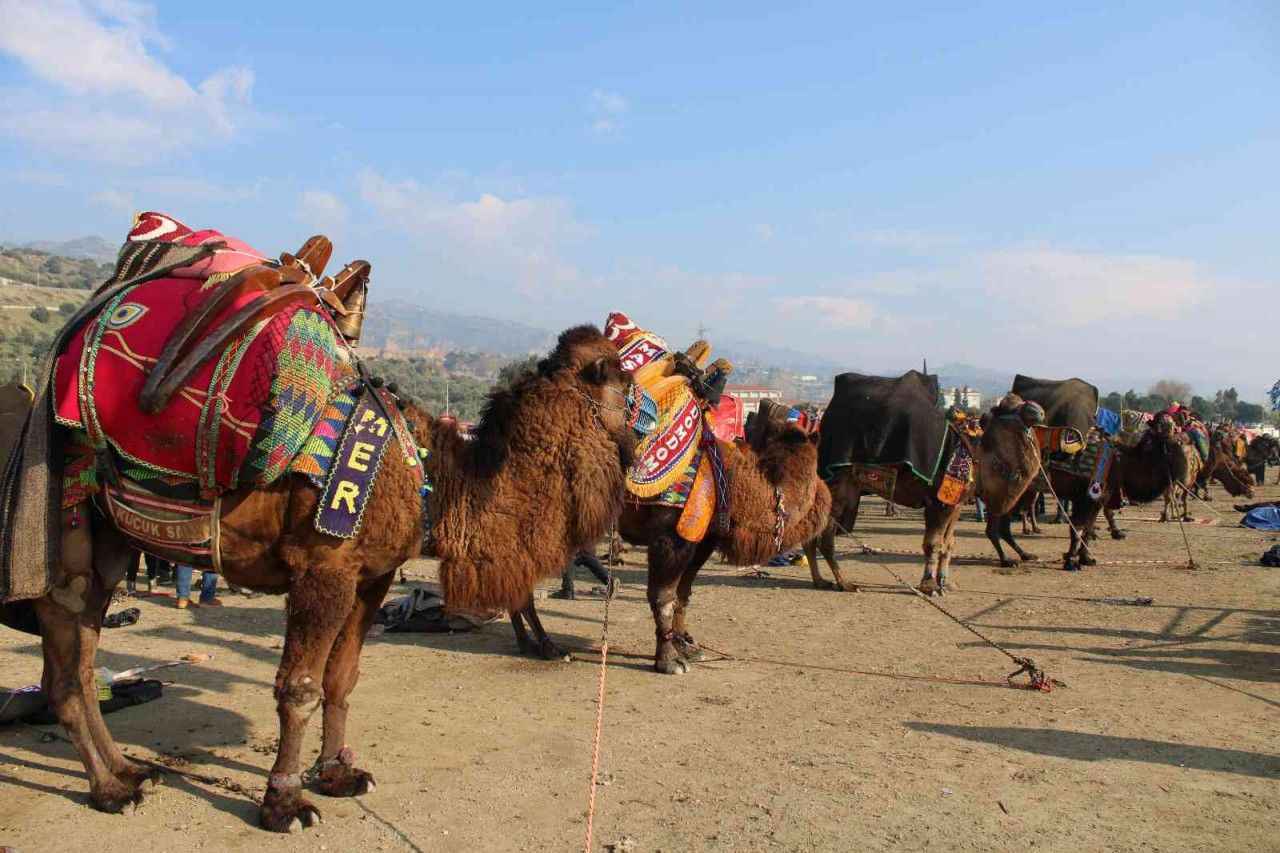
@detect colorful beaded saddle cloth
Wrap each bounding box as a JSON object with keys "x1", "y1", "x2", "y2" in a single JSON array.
[
  {"x1": 52, "y1": 213, "x2": 421, "y2": 566},
  {"x1": 606, "y1": 312, "x2": 733, "y2": 543}
]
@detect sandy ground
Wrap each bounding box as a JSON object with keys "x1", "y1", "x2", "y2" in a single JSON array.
[{"x1": 1, "y1": 478, "x2": 1278, "y2": 852}]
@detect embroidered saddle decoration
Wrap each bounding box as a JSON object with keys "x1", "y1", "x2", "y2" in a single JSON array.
[{"x1": 606, "y1": 311, "x2": 734, "y2": 542}]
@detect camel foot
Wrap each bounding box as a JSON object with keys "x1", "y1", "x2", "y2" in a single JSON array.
[
  {"x1": 917, "y1": 577, "x2": 941, "y2": 597},
  {"x1": 1018, "y1": 552, "x2": 1039, "y2": 563},
  {"x1": 549, "y1": 587, "x2": 575, "y2": 600},
  {"x1": 90, "y1": 772, "x2": 156, "y2": 815},
  {"x1": 1110, "y1": 529, "x2": 1127, "y2": 540},
  {"x1": 812, "y1": 578, "x2": 835, "y2": 590},
  {"x1": 1080, "y1": 554, "x2": 1098, "y2": 566},
  {"x1": 1181, "y1": 515, "x2": 1193, "y2": 523},
  {"x1": 314, "y1": 751, "x2": 377, "y2": 798},
  {"x1": 999, "y1": 559, "x2": 1017, "y2": 569},
  {"x1": 672, "y1": 633, "x2": 705, "y2": 662},
  {"x1": 261, "y1": 784, "x2": 323, "y2": 833},
  {"x1": 534, "y1": 637, "x2": 571, "y2": 662},
  {"x1": 654, "y1": 655, "x2": 689, "y2": 675}
]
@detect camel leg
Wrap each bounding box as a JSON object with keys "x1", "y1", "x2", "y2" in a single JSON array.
[
  {"x1": 518, "y1": 596, "x2": 571, "y2": 662},
  {"x1": 669, "y1": 537, "x2": 717, "y2": 663},
  {"x1": 647, "y1": 532, "x2": 694, "y2": 675},
  {"x1": 1160, "y1": 490, "x2": 1173, "y2": 523},
  {"x1": 76, "y1": 533, "x2": 159, "y2": 796},
  {"x1": 34, "y1": 596, "x2": 147, "y2": 813},
  {"x1": 818, "y1": 522, "x2": 855, "y2": 591},
  {"x1": 259, "y1": 565, "x2": 354, "y2": 833},
  {"x1": 919, "y1": 500, "x2": 945, "y2": 596},
  {"x1": 935, "y1": 505, "x2": 962, "y2": 594},
  {"x1": 509, "y1": 609, "x2": 536, "y2": 653},
  {"x1": 1000, "y1": 514, "x2": 1037, "y2": 563},
  {"x1": 551, "y1": 559, "x2": 576, "y2": 600},
  {"x1": 1105, "y1": 506, "x2": 1126, "y2": 539},
  {"x1": 311, "y1": 570, "x2": 395, "y2": 798},
  {"x1": 985, "y1": 515, "x2": 1014, "y2": 567}
]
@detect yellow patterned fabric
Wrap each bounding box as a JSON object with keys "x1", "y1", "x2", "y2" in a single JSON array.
[
  {"x1": 627, "y1": 383, "x2": 703, "y2": 498},
  {"x1": 675, "y1": 454, "x2": 716, "y2": 542}
]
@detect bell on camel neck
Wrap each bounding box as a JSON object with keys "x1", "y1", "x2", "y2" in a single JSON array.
[{"x1": 334, "y1": 280, "x2": 367, "y2": 344}]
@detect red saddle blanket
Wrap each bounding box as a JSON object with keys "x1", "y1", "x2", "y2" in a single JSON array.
[{"x1": 54, "y1": 213, "x2": 344, "y2": 492}]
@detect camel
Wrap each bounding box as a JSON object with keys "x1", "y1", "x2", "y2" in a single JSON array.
[
  {"x1": 429, "y1": 326, "x2": 647, "y2": 661},
  {"x1": 1161, "y1": 439, "x2": 1204, "y2": 523},
  {"x1": 805, "y1": 395, "x2": 1045, "y2": 595},
  {"x1": 617, "y1": 403, "x2": 831, "y2": 674},
  {"x1": 1047, "y1": 413, "x2": 1190, "y2": 570},
  {"x1": 0, "y1": 325, "x2": 641, "y2": 832},
  {"x1": 1192, "y1": 425, "x2": 1254, "y2": 502},
  {"x1": 1246, "y1": 434, "x2": 1280, "y2": 487}
]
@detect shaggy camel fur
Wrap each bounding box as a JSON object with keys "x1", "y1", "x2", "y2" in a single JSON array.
[
  {"x1": 806, "y1": 397, "x2": 1044, "y2": 594},
  {"x1": 428, "y1": 326, "x2": 643, "y2": 660},
  {"x1": 618, "y1": 411, "x2": 830, "y2": 674},
  {"x1": 0, "y1": 326, "x2": 637, "y2": 833}
]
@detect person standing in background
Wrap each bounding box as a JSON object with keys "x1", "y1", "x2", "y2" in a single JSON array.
[{"x1": 174, "y1": 564, "x2": 221, "y2": 609}]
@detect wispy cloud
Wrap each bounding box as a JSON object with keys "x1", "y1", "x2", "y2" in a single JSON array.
[
  {"x1": 298, "y1": 190, "x2": 349, "y2": 231},
  {"x1": 0, "y1": 1, "x2": 257, "y2": 162},
  {"x1": 589, "y1": 89, "x2": 628, "y2": 134},
  {"x1": 774, "y1": 295, "x2": 878, "y2": 329},
  {"x1": 980, "y1": 248, "x2": 1210, "y2": 327},
  {"x1": 358, "y1": 168, "x2": 593, "y2": 298}
]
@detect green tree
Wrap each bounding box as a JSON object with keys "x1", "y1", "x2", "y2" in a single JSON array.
[
  {"x1": 1101, "y1": 391, "x2": 1124, "y2": 412},
  {"x1": 1235, "y1": 401, "x2": 1264, "y2": 425},
  {"x1": 58, "y1": 302, "x2": 77, "y2": 316},
  {"x1": 497, "y1": 355, "x2": 539, "y2": 389},
  {"x1": 29, "y1": 306, "x2": 50, "y2": 323},
  {"x1": 1213, "y1": 387, "x2": 1239, "y2": 422}
]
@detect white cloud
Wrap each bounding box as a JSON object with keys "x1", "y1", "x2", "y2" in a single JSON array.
[
  {"x1": 298, "y1": 190, "x2": 349, "y2": 230},
  {"x1": 774, "y1": 296, "x2": 878, "y2": 329},
  {"x1": 851, "y1": 228, "x2": 966, "y2": 252},
  {"x1": 358, "y1": 169, "x2": 593, "y2": 297},
  {"x1": 0, "y1": 1, "x2": 256, "y2": 161},
  {"x1": 981, "y1": 248, "x2": 1209, "y2": 327},
  {"x1": 589, "y1": 89, "x2": 628, "y2": 134},
  {"x1": 90, "y1": 187, "x2": 135, "y2": 214}
]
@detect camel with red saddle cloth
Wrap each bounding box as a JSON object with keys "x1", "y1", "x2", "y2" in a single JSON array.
[{"x1": 0, "y1": 213, "x2": 648, "y2": 833}]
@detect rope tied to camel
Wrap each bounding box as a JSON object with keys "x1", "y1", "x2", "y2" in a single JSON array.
[
  {"x1": 582, "y1": 586, "x2": 612, "y2": 853},
  {"x1": 826, "y1": 517, "x2": 1062, "y2": 692}
]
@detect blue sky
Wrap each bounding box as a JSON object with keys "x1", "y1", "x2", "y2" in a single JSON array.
[{"x1": 0, "y1": 2, "x2": 1276, "y2": 399}]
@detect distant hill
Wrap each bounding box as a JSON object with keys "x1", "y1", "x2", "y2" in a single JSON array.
[
  {"x1": 361, "y1": 298, "x2": 556, "y2": 356},
  {"x1": 933, "y1": 363, "x2": 1016, "y2": 400},
  {"x1": 18, "y1": 236, "x2": 116, "y2": 263},
  {"x1": 0, "y1": 246, "x2": 112, "y2": 291}
]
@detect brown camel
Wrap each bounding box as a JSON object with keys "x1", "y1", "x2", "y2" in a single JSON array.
[
  {"x1": 0, "y1": 325, "x2": 639, "y2": 832},
  {"x1": 1161, "y1": 439, "x2": 1203, "y2": 523},
  {"x1": 1195, "y1": 426, "x2": 1255, "y2": 501},
  {"x1": 1047, "y1": 413, "x2": 1190, "y2": 570},
  {"x1": 1245, "y1": 434, "x2": 1280, "y2": 486},
  {"x1": 617, "y1": 405, "x2": 831, "y2": 674},
  {"x1": 429, "y1": 325, "x2": 645, "y2": 660},
  {"x1": 805, "y1": 396, "x2": 1045, "y2": 594}
]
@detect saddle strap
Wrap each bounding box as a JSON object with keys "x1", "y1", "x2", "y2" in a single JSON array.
[
  {"x1": 139, "y1": 264, "x2": 305, "y2": 413},
  {"x1": 138, "y1": 283, "x2": 320, "y2": 414}
]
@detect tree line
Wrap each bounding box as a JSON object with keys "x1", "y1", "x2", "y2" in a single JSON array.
[{"x1": 1101, "y1": 380, "x2": 1271, "y2": 425}]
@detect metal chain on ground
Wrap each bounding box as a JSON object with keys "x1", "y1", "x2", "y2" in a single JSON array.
[
  {"x1": 582, "y1": 590, "x2": 612, "y2": 853},
  {"x1": 825, "y1": 518, "x2": 1059, "y2": 691}
]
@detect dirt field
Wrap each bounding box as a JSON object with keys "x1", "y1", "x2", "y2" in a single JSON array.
[{"x1": 2, "y1": 479, "x2": 1278, "y2": 852}]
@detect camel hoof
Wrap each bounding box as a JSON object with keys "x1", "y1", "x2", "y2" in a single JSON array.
[
  {"x1": 1110, "y1": 530, "x2": 1127, "y2": 540},
  {"x1": 655, "y1": 657, "x2": 689, "y2": 675},
  {"x1": 261, "y1": 791, "x2": 323, "y2": 833},
  {"x1": 316, "y1": 764, "x2": 377, "y2": 798},
  {"x1": 813, "y1": 579, "x2": 834, "y2": 590},
  {"x1": 673, "y1": 634, "x2": 705, "y2": 662},
  {"x1": 549, "y1": 588, "x2": 575, "y2": 600},
  {"x1": 91, "y1": 780, "x2": 149, "y2": 815},
  {"x1": 999, "y1": 559, "x2": 1017, "y2": 569},
  {"x1": 538, "y1": 640, "x2": 572, "y2": 662},
  {"x1": 1020, "y1": 553, "x2": 1039, "y2": 563},
  {"x1": 1080, "y1": 554, "x2": 1098, "y2": 566},
  {"x1": 834, "y1": 580, "x2": 858, "y2": 593}
]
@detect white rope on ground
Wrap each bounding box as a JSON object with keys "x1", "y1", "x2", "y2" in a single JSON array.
[{"x1": 582, "y1": 592, "x2": 611, "y2": 853}]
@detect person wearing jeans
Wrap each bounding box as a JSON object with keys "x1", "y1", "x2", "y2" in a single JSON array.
[{"x1": 174, "y1": 564, "x2": 220, "y2": 609}]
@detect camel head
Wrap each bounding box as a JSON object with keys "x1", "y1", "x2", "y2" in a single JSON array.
[
  {"x1": 465, "y1": 325, "x2": 651, "y2": 478},
  {"x1": 746, "y1": 400, "x2": 821, "y2": 484}
]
